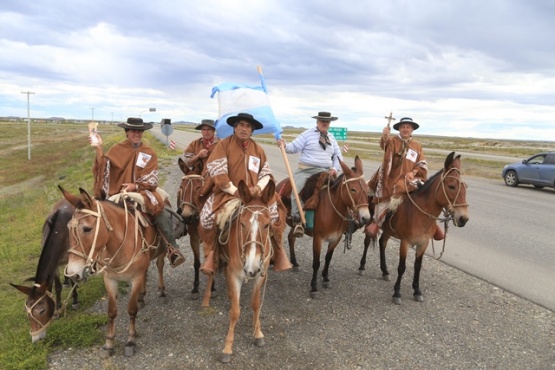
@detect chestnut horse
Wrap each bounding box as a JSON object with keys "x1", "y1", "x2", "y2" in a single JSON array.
[
  {"x1": 10, "y1": 198, "x2": 79, "y2": 343},
  {"x1": 361, "y1": 152, "x2": 469, "y2": 304},
  {"x1": 277, "y1": 156, "x2": 371, "y2": 298},
  {"x1": 61, "y1": 186, "x2": 175, "y2": 357},
  {"x1": 201, "y1": 180, "x2": 276, "y2": 363}
]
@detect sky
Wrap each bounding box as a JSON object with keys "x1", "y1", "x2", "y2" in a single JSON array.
[{"x1": 1, "y1": 0, "x2": 555, "y2": 141}]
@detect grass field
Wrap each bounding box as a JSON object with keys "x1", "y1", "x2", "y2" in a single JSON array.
[{"x1": 0, "y1": 121, "x2": 553, "y2": 369}]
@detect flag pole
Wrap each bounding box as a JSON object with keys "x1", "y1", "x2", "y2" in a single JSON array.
[{"x1": 257, "y1": 65, "x2": 306, "y2": 225}]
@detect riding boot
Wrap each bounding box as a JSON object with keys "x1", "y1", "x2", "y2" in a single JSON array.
[
  {"x1": 155, "y1": 210, "x2": 185, "y2": 268},
  {"x1": 272, "y1": 246, "x2": 292, "y2": 272},
  {"x1": 433, "y1": 224, "x2": 445, "y2": 241},
  {"x1": 200, "y1": 250, "x2": 215, "y2": 276}
]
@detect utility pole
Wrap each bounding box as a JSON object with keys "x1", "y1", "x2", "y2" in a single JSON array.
[{"x1": 21, "y1": 91, "x2": 35, "y2": 160}]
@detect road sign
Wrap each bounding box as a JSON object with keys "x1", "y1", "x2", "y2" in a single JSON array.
[
  {"x1": 161, "y1": 123, "x2": 173, "y2": 136},
  {"x1": 328, "y1": 127, "x2": 347, "y2": 141}
]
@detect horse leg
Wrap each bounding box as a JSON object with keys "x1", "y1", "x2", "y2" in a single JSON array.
[
  {"x1": 189, "y1": 226, "x2": 201, "y2": 299},
  {"x1": 358, "y1": 234, "x2": 372, "y2": 275},
  {"x1": 71, "y1": 280, "x2": 80, "y2": 310},
  {"x1": 309, "y1": 237, "x2": 322, "y2": 298},
  {"x1": 322, "y1": 240, "x2": 341, "y2": 289},
  {"x1": 124, "y1": 272, "x2": 145, "y2": 357},
  {"x1": 155, "y1": 254, "x2": 167, "y2": 303},
  {"x1": 101, "y1": 276, "x2": 118, "y2": 357},
  {"x1": 412, "y1": 243, "x2": 428, "y2": 302},
  {"x1": 221, "y1": 271, "x2": 242, "y2": 363},
  {"x1": 201, "y1": 274, "x2": 215, "y2": 308},
  {"x1": 379, "y1": 234, "x2": 391, "y2": 281},
  {"x1": 251, "y1": 274, "x2": 267, "y2": 348},
  {"x1": 392, "y1": 240, "x2": 409, "y2": 305},
  {"x1": 287, "y1": 229, "x2": 300, "y2": 271},
  {"x1": 53, "y1": 273, "x2": 62, "y2": 312}
]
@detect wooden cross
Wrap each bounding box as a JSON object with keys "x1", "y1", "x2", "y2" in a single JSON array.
[{"x1": 384, "y1": 112, "x2": 395, "y2": 128}]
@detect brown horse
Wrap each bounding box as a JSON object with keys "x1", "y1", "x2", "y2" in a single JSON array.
[
  {"x1": 10, "y1": 198, "x2": 80, "y2": 343},
  {"x1": 201, "y1": 180, "x2": 276, "y2": 363},
  {"x1": 61, "y1": 186, "x2": 173, "y2": 357},
  {"x1": 362, "y1": 152, "x2": 469, "y2": 304},
  {"x1": 277, "y1": 156, "x2": 371, "y2": 298},
  {"x1": 176, "y1": 157, "x2": 215, "y2": 300}
]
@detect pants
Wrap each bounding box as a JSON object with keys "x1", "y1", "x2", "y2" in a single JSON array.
[
  {"x1": 291, "y1": 166, "x2": 328, "y2": 220},
  {"x1": 155, "y1": 207, "x2": 179, "y2": 249}
]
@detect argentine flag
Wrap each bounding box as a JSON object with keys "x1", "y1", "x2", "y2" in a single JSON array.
[{"x1": 210, "y1": 76, "x2": 282, "y2": 140}]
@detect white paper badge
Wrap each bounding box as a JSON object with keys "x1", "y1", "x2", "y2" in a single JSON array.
[
  {"x1": 136, "y1": 152, "x2": 152, "y2": 168},
  {"x1": 406, "y1": 148, "x2": 418, "y2": 163},
  {"x1": 248, "y1": 155, "x2": 261, "y2": 173}
]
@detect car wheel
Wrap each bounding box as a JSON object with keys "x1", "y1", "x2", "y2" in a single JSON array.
[{"x1": 504, "y1": 170, "x2": 518, "y2": 187}]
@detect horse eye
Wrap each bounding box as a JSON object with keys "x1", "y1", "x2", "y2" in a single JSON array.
[
  {"x1": 83, "y1": 226, "x2": 93, "y2": 233},
  {"x1": 38, "y1": 308, "x2": 45, "y2": 315},
  {"x1": 350, "y1": 188, "x2": 357, "y2": 193},
  {"x1": 448, "y1": 185, "x2": 456, "y2": 190}
]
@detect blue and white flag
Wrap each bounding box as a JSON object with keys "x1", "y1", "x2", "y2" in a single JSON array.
[{"x1": 210, "y1": 73, "x2": 282, "y2": 140}]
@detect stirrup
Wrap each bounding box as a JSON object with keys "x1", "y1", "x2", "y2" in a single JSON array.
[
  {"x1": 169, "y1": 250, "x2": 185, "y2": 268},
  {"x1": 293, "y1": 223, "x2": 304, "y2": 238}
]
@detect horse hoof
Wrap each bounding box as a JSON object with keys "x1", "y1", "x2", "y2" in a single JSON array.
[
  {"x1": 310, "y1": 291, "x2": 319, "y2": 299},
  {"x1": 383, "y1": 274, "x2": 391, "y2": 282},
  {"x1": 392, "y1": 297, "x2": 402, "y2": 305},
  {"x1": 254, "y1": 337, "x2": 265, "y2": 347},
  {"x1": 190, "y1": 292, "x2": 200, "y2": 300},
  {"x1": 414, "y1": 294, "x2": 424, "y2": 302},
  {"x1": 158, "y1": 296, "x2": 169, "y2": 305},
  {"x1": 71, "y1": 303, "x2": 80, "y2": 310},
  {"x1": 100, "y1": 347, "x2": 114, "y2": 359},
  {"x1": 221, "y1": 353, "x2": 232, "y2": 363},
  {"x1": 322, "y1": 281, "x2": 331, "y2": 289},
  {"x1": 124, "y1": 344, "x2": 136, "y2": 357},
  {"x1": 292, "y1": 266, "x2": 301, "y2": 273},
  {"x1": 357, "y1": 269, "x2": 365, "y2": 276}
]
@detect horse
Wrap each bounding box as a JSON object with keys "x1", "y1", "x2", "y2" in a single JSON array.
[
  {"x1": 277, "y1": 156, "x2": 371, "y2": 298},
  {"x1": 198, "y1": 180, "x2": 276, "y2": 363},
  {"x1": 361, "y1": 151, "x2": 469, "y2": 305},
  {"x1": 60, "y1": 186, "x2": 176, "y2": 357},
  {"x1": 10, "y1": 198, "x2": 80, "y2": 343},
  {"x1": 176, "y1": 157, "x2": 215, "y2": 300}
]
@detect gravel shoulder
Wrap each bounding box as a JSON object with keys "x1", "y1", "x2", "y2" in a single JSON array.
[{"x1": 48, "y1": 159, "x2": 555, "y2": 370}]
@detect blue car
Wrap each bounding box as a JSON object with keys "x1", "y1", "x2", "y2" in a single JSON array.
[{"x1": 502, "y1": 152, "x2": 555, "y2": 190}]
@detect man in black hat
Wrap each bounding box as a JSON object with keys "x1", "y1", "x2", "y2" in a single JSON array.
[
  {"x1": 89, "y1": 117, "x2": 186, "y2": 267},
  {"x1": 198, "y1": 113, "x2": 291, "y2": 275},
  {"x1": 276, "y1": 111, "x2": 343, "y2": 237},
  {"x1": 182, "y1": 119, "x2": 218, "y2": 174},
  {"x1": 366, "y1": 117, "x2": 442, "y2": 240}
]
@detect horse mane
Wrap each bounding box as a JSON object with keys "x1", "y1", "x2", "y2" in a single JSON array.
[
  {"x1": 413, "y1": 168, "x2": 442, "y2": 195},
  {"x1": 330, "y1": 173, "x2": 345, "y2": 191}
]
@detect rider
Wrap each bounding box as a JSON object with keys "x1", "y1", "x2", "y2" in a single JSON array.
[
  {"x1": 182, "y1": 119, "x2": 218, "y2": 174},
  {"x1": 276, "y1": 111, "x2": 343, "y2": 237},
  {"x1": 199, "y1": 113, "x2": 292, "y2": 275},
  {"x1": 90, "y1": 117, "x2": 186, "y2": 267},
  {"x1": 366, "y1": 117, "x2": 444, "y2": 240}
]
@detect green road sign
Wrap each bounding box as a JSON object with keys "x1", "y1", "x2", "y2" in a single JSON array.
[{"x1": 328, "y1": 127, "x2": 347, "y2": 141}]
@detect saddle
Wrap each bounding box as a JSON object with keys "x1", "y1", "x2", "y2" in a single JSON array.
[{"x1": 279, "y1": 172, "x2": 331, "y2": 210}]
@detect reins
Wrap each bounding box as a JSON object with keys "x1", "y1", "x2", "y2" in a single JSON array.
[
  {"x1": 326, "y1": 174, "x2": 368, "y2": 222},
  {"x1": 178, "y1": 174, "x2": 204, "y2": 214}
]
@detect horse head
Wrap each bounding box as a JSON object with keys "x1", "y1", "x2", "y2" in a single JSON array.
[
  {"x1": 439, "y1": 152, "x2": 469, "y2": 227},
  {"x1": 232, "y1": 180, "x2": 275, "y2": 279},
  {"x1": 177, "y1": 157, "x2": 205, "y2": 222},
  {"x1": 338, "y1": 156, "x2": 371, "y2": 224},
  {"x1": 10, "y1": 282, "x2": 55, "y2": 343}
]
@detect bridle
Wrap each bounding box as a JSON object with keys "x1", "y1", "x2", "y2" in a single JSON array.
[
  {"x1": 327, "y1": 174, "x2": 369, "y2": 221},
  {"x1": 65, "y1": 199, "x2": 152, "y2": 278},
  {"x1": 177, "y1": 174, "x2": 204, "y2": 219}
]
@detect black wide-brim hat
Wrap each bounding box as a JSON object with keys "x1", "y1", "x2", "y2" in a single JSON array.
[
  {"x1": 393, "y1": 117, "x2": 419, "y2": 131},
  {"x1": 226, "y1": 113, "x2": 263, "y2": 130},
  {"x1": 312, "y1": 111, "x2": 338, "y2": 121},
  {"x1": 195, "y1": 119, "x2": 216, "y2": 130},
  {"x1": 117, "y1": 117, "x2": 153, "y2": 131}
]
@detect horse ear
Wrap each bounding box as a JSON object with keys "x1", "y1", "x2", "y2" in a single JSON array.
[
  {"x1": 339, "y1": 159, "x2": 351, "y2": 177},
  {"x1": 354, "y1": 155, "x2": 363, "y2": 174},
  {"x1": 178, "y1": 157, "x2": 189, "y2": 175},
  {"x1": 237, "y1": 181, "x2": 252, "y2": 203},
  {"x1": 10, "y1": 283, "x2": 32, "y2": 295},
  {"x1": 78, "y1": 188, "x2": 95, "y2": 209},
  {"x1": 445, "y1": 152, "x2": 456, "y2": 169},
  {"x1": 261, "y1": 181, "x2": 276, "y2": 204},
  {"x1": 59, "y1": 185, "x2": 81, "y2": 208}
]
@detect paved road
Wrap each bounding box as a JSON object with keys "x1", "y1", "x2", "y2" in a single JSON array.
[{"x1": 153, "y1": 127, "x2": 555, "y2": 312}]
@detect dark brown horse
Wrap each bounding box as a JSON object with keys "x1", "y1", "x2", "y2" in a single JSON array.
[
  {"x1": 202, "y1": 180, "x2": 276, "y2": 363},
  {"x1": 61, "y1": 186, "x2": 174, "y2": 357},
  {"x1": 277, "y1": 156, "x2": 371, "y2": 298},
  {"x1": 176, "y1": 157, "x2": 214, "y2": 300},
  {"x1": 10, "y1": 198, "x2": 79, "y2": 343},
  {"x1": 361, "y1": 152, "x2": 469, "y2": 304}
]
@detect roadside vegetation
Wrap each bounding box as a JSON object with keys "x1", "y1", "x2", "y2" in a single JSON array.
[{"x1": 1, "y1": 121, "x2": 552, "y2": 369}]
